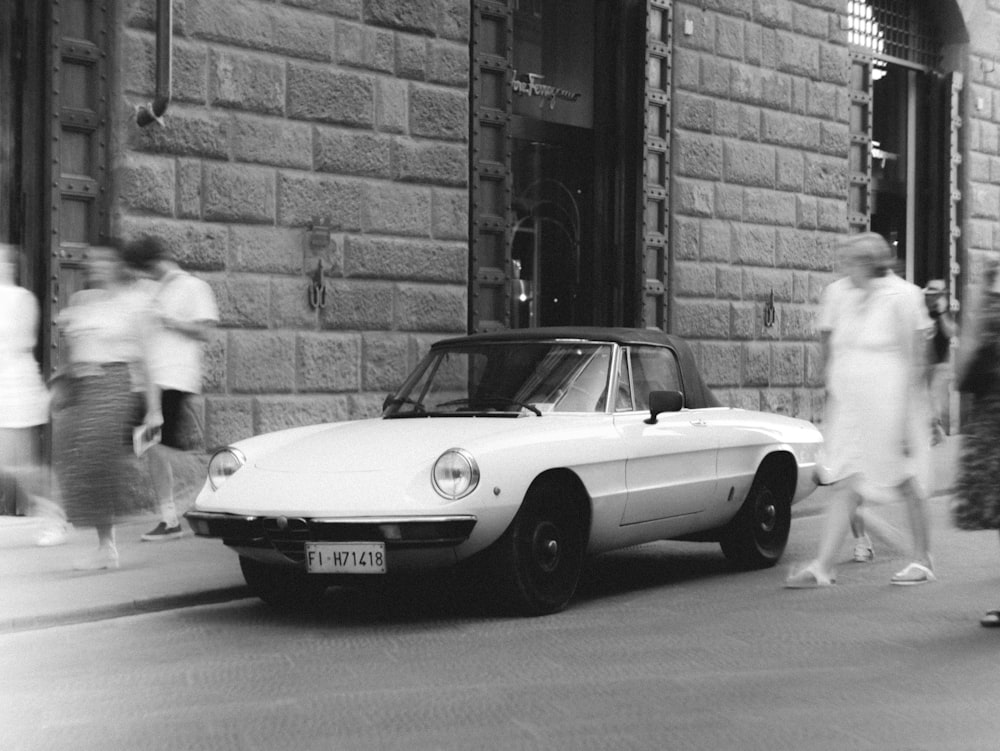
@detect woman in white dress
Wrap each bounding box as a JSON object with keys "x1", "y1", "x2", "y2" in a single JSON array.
[
  {"x1": 786, "y1": 233, "x2": 934, "y2": 587},
  {"x1": 0, "y1": 243, "x2": 61, "y2": 540}
]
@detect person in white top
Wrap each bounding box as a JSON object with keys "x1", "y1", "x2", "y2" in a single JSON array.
[
  {"x1": 786, "y1": 232, "x2": 935, "y2": 588},
  {"x1": 122, "y1": 236, "x2": 219, "y2": 541},
  {"x1": 0, "y1": 242, "x2": 62, "y2": 541}
]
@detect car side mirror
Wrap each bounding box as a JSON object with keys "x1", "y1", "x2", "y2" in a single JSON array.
[{"x1": 644, "y1": 390, "x2": 684, "y2": 424}]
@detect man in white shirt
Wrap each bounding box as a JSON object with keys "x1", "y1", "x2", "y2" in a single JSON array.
[{"x1": 122, "y1": 237, "x2": 219, "y2": 541}]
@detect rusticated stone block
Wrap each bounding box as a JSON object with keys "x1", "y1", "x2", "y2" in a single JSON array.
[
  {"x1": 672, "y1": 217, "x2": 701, "y2": 261},
  {"x1": 675, "y1": 6, "x2": 714, "y2": 52},
  {"x1": 743, "y1": 188, "x2": 798, "y2": 227},
  {"x1": 394, "y1": 139, "x2": 467, "y2": 186},
  {"x1": 129, "y1": 108, "x2": 229, "y2": 160},
  {"x1": 210, "y1": 50, "x2": 285, "y2": 115},
  {"x1": 672, "y1": 48, "x2": 700, "y2": 91},
  {"x1": 791, "y1": 271, "x2": 810, "y2": 304},
  {"x1": 743, "y1": 267, "x2": 793, "y2": 302},
  {"x1": 760, "y1": 388, "x2": 795, "y2": 416},
  {"x1": 715, "y1": 184, "x2": 743, "y2": 220},
  {"x1": 717, "y1": 266, "x2": 742, "y2": 299},
  {"x1": 731, "y1": 301, "x2": 759, "y2": 339},
  {"x1": 755, "y1": 0, "x2": 792, "y2": 30},
  {"x1": 733, "y1": 225, "x2": 775, "y2": 266},
  {"x1": 697, "y1": 341, "x2": 742, "y2": 386},
  {"x1": 744, "y1": 342, "x2": 770, "y2": 385},
  {"x1": 366, "y1": 0, "x2": 437, "y2": 34},
  {"x1": 776, "y1": 149, "x2": 804, "y2": 192},
  {"x1": 673, "y1": 299, "x2": 731, "y2": 339},
  {"x1": 762, "y1": 111, "x2": 819, "y2": 151},
  {"x1": 674, "y1": 262, "x2": 718, "y2": 297},
  {"x1": 177, "y1": 159, "x2": 202, "y2": 220},
  {"x1": 336, "y1": 22, "x2": 394, "y2": 73},
  {"x1": 428, "y1": 41, "x2": 468, "y2": 86},
  {"x1": 233, "y1": 117, "x2": 312, "y2": 169},
  {"x1": 118, "y1": 154, "x2": 174, "y2": 216},
  {"x1": 820, "y1": 121, "x2": 849, "y2": 157},
  {"x1": 362, "y1": 332, "x2": 410, "y2": 391},
  {"x1": 803, "y1": 154, "x2": 847, "y2": 199},
  {"x1": 675, "y1": 92, "x2": 714, "y2": 133},
  {"x1": 793, "y1": 4, "x2": 829, "y2": 38},
  {"x1": 781, "y1": 305, "x2": 819, "y2": 340},
  {"x1": 204, "y1": 164, "x2": 275, "y2": 224},
  {"x1": 816, "y1": 198, "x2": 846, "y2": 232},
  {"x1": 361, "y1": 184, "x2": 431, "y2": 237},
  {"x1": 377, "y1": 77, "x2": 409, "y2": 133},
  {"x1": 256, "y1": 396, "x2": 352, "y2": 433},
  {"x1": 287, "y1": 64, "x2": 374, "y2": 127},
  {"x1": 344, "y1": 237, "x2": 465, "y2": 282},
  {"x1": 675, "y1": 178, "x2": 715, "y2": 217},
  {"x1": 117, "y1": 218, "x2": 228, "y2": 270},
  {"x1": 124, "y1": 32, "x2": 207, "y2": 106},
  {"x1": 396, "y1": 284, "x2": 467, "y2": 332},
  {"x1": 191, "y1": 0, "x2": 334, "y2": 61},
  {"x1": 350, "y1": 392, "x2": 389, "y2": 419},
  {"x1": 230, "y1": 226, "x2": 313, "y2": 274},
  {"x1": 971, "y1": 184, "x2": 1000, "y2": 219},
  {"x1": 397, "y1": 34, "x2": 427, "y2": 80},
  {"x1": 277, "y1": 173, "x2": 364, "y2": 230},
  {"x1": 701, "y1": 56, "x2": 731, "y2": 98},
  {"x1": 676, "y1": 132, "x2": 724, "y2": 180},
  {"x1": 716, "y1": 15, "x2": 744, "y2": 60},
  {"x1": 726, "y1": 142, "x2": 776, "y2": 188},
  {"x1": 230, "y1": 331, "x2": 297, "y2": 393},
  {"x1": 700, "y1": 220, "x2": 733, "y2": 262},
  {"x1": 297, "y1": 332, "x2": 361, "y2": 392},
  {"x1": 281, "y1": 0, "x2": 361, "y2": 17},
  {"x1": 270, "y1": 277, "x2": 320, "y2": 329},
  {"x1": 320, "y1": 281, "x2": 394, "y2": 330},
  {"x1": 210, "y1": 275, "x2": 271, "y2": 328},
  {"x1": 204, "y1": 396, "x2": 255, "y2": 446},
  {"x1": 201, "y1": 330, "x2": 227, "y2": 394},
  {"x1": 818, "y1": 42, "x2": 850, "y2": 86},
  {"x1": 775, "y1": 31, "x2": 818, "y2": 78},
  {"x1": 796, "y1": 196, "x2": 818, "y2": 229},
  {"x1": 439, "y1": 0, "x2": 470, "y2": 42},
  {"x1": 410, "y1": 86, "x2": 467, "y2": 141},
  {"x1": 776, "y1": 228, "x2": 830, "y2": 271},
  {"x1": 431, "y1": 188, "x2": 468, "y2": 240},
  {"x1": 771, "y1": 343, "x2": 805, "y2": 385},
  {"x1": 315, "y1": 128, "x2": 391, "y2": 177}
]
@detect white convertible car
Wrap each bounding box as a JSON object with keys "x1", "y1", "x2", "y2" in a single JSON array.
[{"x1": 186, "y1": 327, "x2": 823, "y2": 615}]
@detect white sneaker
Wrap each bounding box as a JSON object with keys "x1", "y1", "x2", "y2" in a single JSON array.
[
  {"x1": 36, "y1": 525, "x2": 69, "y2": 547},
  {"x1": 73, "y1": 544, "x2": 119, "y2": 571},
  {"x1": 852, "y1": 535, "x2": 874, "y2": 562}
]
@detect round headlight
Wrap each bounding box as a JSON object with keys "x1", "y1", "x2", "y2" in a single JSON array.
[
  {"x1": 208, "y1": 447, "x2": 246, "y2": 490},
  {"x1": 432, "y1": 448, "x2": 480, "y2": 500}
]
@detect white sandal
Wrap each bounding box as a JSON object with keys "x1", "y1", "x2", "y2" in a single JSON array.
[
  {"x1": 890, "y1": 562, "x2": 936, "y2": 586},
  {"x1": 784, "y1": 561, "x2": 836, "y2": 588}
]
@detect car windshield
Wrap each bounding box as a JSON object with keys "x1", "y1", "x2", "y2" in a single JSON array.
[{"x1": 384, "y1": 341, "x2": 615, "y2": 417}]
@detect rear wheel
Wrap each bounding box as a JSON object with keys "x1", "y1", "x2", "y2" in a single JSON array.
[
  {"x1": 239, "y1": 556, "x2": 329, "y2": 611},
  {"x1": 720, "y1": 470, "x2": 791, "y2": 569},
  {"x1": 490, "y1": 478, "x2": 587, "y2": 615}
]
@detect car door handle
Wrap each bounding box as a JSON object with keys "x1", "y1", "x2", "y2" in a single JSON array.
[{"x1": 689, "y1": 419, "x2": 708, "y2": 427}]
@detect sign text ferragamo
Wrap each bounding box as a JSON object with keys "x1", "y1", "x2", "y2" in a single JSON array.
[{"x1": 512, "y1": 71, "x2": 582, "y2": 109}]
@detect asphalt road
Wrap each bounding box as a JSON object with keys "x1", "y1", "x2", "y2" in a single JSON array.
[{"x1": 1, "y1": 497, "x2": 998, "y2": 751}]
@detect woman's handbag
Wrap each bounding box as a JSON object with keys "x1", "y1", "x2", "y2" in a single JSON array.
[{"x1": 957, "y1": 340, "x2": 998, "y2": 396}]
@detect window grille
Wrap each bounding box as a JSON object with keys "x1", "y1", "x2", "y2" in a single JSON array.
[{"x1": 847, "y1": 0, "x2": 940, "y2": 69}]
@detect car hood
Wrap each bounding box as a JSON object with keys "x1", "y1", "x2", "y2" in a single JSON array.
[{"x1": 246, "y1": 416, "x2": 577, "y2": 474}]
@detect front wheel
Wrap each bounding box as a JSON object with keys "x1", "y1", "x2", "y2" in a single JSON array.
[
  {"x1": 239, "y1": 556, "x2": 329, "y2": 611},
  {"x1": 719, "y1": 471, "x2": 791, "y2": 569},
  {"x1": 489, "y1": 478, "x2": 587, "y2": 616}
]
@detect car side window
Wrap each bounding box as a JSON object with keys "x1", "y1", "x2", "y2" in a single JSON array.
[{"x1": 629, "y1": 346, "x2": 683, "y2": 410}]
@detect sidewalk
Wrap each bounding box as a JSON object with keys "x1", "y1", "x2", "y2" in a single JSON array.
[{"x1": 0, "y1": 435, "x2": 963, "y2": 634}]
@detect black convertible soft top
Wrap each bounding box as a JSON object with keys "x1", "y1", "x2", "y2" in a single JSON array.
[{"x1": 432, "y1": 327, "x2": 721, "y2": 410}]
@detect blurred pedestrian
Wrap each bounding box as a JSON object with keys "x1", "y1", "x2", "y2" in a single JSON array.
[
  {"x1": 952, "y1": 260, "x2": 1000, "y2": 627},
  {"x1": 54, "y1": 244, "x2": 161, "y2": 570},
  {"x1": 0, "y1": 242, "x2": 65, "y2": 543},
  {"x1": 786, "y1": 232, "x2": 935, "y2": 588},
  {"x1": 121, "y1": 236, "x2": 218, "y2": 542},
  {"x1": 923, "y1": 279, "x2": 957, "y2": 445}
]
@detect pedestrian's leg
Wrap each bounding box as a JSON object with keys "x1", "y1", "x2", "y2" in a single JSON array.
[
  {"x1": 816, "y1": 483, "x2": 862, "y2": 574},
  {"x1": 142, "y1": 445, "x2": 181, "y2": 540},
  {"x1": 890, "y1": 478, "x2": 934, "y2": 585}
]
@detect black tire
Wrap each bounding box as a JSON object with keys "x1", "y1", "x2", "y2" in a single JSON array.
[
  {"x1": 239, "y1": 556, "x2": 329, "y2": 611},
  {"x1": 719, "y1": 470, "x2": 791, "y2": 569},
  {"x1": 490, "y1": 477, "x2": 587, "y2": 616}
]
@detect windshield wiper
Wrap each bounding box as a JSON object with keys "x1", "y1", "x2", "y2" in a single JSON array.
[
  {"x1": 435, "y1": 397, "x2": 542, "y2": 416},
  {"x1": 383, "y1": 396, "x2": 426, "y2": 414}
]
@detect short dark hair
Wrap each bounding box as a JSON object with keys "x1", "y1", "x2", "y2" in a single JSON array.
[{"x1": 121, "y1": 235, "x2": 174, "y2": 271}]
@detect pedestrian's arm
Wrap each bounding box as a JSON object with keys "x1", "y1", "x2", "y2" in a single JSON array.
[{"x1": 160, "y1": 316, "x2": 214, "y2": 342}]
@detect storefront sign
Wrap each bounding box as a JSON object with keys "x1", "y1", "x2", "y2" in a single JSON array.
[{"x1": 512, "y1": 71, "x2": 581, "y2": 109}]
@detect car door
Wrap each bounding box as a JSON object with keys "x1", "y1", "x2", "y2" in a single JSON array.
[{"x1": 614, "y1": 345, "x2": 720, "y2": 525}]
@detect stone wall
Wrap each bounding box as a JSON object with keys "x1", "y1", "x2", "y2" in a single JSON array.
[
  {"x1": 113, "y1": 0, "x2": 470, "y2": 445},
  {"x1": 670, "y1": 0, "x2": 848, "y2": 421}
]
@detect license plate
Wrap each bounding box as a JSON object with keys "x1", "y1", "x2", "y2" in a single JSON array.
[{"x1": 304, "y1": 542, "x2": 386, "y2": 574}]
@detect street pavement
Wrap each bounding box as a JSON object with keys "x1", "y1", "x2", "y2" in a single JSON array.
[{"x1": 0, "y1": 436, "x2": 964, "y2": 634}]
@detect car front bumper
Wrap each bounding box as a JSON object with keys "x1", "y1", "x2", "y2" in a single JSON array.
[{"x1": 184, "y1": 510, "x2": 478, "y2": 567}]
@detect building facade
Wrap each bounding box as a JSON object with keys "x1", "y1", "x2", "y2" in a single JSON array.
[{"x1": 1, "y1": 0, "x2": 998, "y2": 448}]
